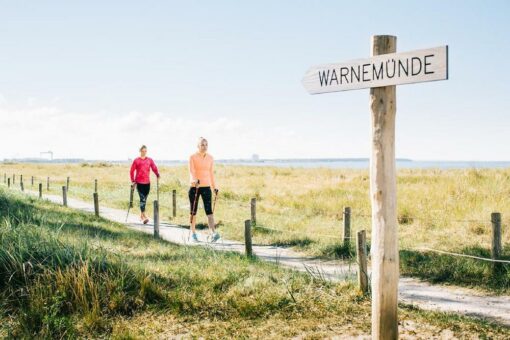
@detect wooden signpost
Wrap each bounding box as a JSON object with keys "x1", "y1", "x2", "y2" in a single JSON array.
[{"x1": 303, "y1": 36, "x2": 448, "y2": 339}]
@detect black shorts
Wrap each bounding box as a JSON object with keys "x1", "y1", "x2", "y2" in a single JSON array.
[{"x1": 189, "y1": 186, "x2": 212, "y2": 215}]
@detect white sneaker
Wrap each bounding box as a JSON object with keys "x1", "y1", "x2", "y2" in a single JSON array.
[{"x1": 211, "y1": 232, "x2": 220, "y2": 242}]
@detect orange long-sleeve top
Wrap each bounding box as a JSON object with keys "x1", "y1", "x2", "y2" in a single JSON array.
[{"x1": 189, "y1": 152, "x2": 216, "y2": 188}]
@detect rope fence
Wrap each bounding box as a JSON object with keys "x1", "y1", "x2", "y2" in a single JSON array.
[
  {"x1": 414, "y1": 247, "x2": 510, "y2": 264},
  {"x1": 350, "y1": 212, "x2": 493, "y2": 224}
]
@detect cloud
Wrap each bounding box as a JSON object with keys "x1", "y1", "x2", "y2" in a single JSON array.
[{"x1": 0, "y1": 105, "x2": 296, "y2": 160}]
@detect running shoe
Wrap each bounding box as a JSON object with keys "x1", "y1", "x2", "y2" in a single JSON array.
[
  {"x1": 211, "y1": 232, "x2": 220, "y2": 242},
  {"x1": 191, "y1": 233, "x2": 199, "y2": 242}
]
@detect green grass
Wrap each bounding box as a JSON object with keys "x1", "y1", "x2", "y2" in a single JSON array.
[
  {"x1": 400, "y1": 247, "x2": 510, "y2": 292},
  {"x1": 0, "y1": 188, "x2": 508, "y2": 338}
]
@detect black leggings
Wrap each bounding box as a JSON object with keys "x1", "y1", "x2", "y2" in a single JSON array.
[
  {"x1": 136, "y1": 183, "x2": 150, "y2": 212},
  {"x1": 189, "y1": 186, "x2": 213, "y2": 215}
]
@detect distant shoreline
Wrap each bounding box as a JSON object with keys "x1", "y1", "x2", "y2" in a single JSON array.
[{"x1": 3, "y1": 158, "x2": 510, "y2": 169}]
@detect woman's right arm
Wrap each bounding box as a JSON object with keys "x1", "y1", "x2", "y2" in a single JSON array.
[{"x1": 189, "y1": 156, "x2": 198, "y2": 185}]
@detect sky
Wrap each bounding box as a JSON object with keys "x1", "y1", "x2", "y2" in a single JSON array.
[{"x1": 0, "y1": 0, "x2": 509, "y2": 161}]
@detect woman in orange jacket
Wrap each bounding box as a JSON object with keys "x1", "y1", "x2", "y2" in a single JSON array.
[{"x1": 188, "y1": 137, "x2": 220, "y2": 242}]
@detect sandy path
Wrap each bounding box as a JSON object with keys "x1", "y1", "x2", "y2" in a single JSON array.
[{"x1": 20, "y1": 190, "x2": 510, "y2": 326}]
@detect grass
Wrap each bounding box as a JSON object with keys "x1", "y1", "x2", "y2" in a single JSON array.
[
  {"x1": 400, "y1": 247, "x2": 510, "y2": 292},
  {"x1": 0, "y1": 188, "x2": 509, "y2": 338},
  {"x1": 1, "y1": 163, "x2": 509, "y2": 292}
]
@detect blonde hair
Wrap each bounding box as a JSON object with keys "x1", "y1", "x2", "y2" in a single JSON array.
[{"x1": 197, "y1": 137, "x2": 208, "y2": 146}]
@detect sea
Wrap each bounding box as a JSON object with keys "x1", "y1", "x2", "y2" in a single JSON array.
[{"x1": 158, "y1": 159, "x2": 510, "y2": 169}]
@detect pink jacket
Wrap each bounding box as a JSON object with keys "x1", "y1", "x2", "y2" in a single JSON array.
[{"x1": 130, "y1": 157, "x2": 159, "y2": 184}]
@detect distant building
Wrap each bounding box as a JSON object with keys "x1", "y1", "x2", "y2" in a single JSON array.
[{"x1": 3, "y1": 158, "x2": 85, "y2": 164}]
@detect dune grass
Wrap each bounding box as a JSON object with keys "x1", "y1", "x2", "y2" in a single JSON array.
[
  {"x1": 1, "y1": 163, "x2": 509, "y2": 292},
  {"x1": 0, "y1": 188, "x2": 508, "y2": 338}
]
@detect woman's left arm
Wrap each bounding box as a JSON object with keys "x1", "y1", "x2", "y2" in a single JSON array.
[{"x1": 150, "y1": 158, "x2": 160, "y2": 178}]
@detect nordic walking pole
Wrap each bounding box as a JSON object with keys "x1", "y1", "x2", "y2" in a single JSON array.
[
  {"x1": 125, "y1": 183, "x2": 135, "y2": 222},
  {"x1": 189, "y1": 180, "x2": 200, "y2": 224},
  {"x1": 212, "y1": 189, "x2": 219, "y2": 213},
  {"x1": 156, "y1": 176, "x2": 160, "y2": 202}
]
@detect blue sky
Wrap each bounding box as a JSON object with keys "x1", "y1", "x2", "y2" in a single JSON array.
[{"x1": 0, "y1": 1, "x2": 509, "y2": 160}]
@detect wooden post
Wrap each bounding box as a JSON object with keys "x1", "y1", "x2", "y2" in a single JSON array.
[
  {"x1": 20, "y1": 181, "x2": 24, "y2": 192},
  {"x1": 66, "y1": 177, "x2": 70, "y2": 191},
  {"x1": 172, "y1": 189, "x2": 177, "y2": 218},
  {"x1": 357, "y1": 230, "x2": 369, "y2": 294},
  {"x1": 250, "y1": 198, "x2": 257, "y2": 225},
  {"x1": 31, "y1": 176, "x2": 34, "y2": 187},
  {"x1": 491, "y1": 212, "x2": 502, "y2": 274},
  {"x1": 154, "y1": 200, "x2": 160, "y2": 238},
  {"x1": 20, "y1": 175, "x2": 23, "y2": 184},
  {"x1": 12, "y1": 174, "x2": 15, "y2": 184},
  {"x1": 343, "y1": 206, "x2": 351, "y2": 247},
  {"x1": 38, "y1": 183, "x2": 42, "y2": 198},
  {"x1": 62, "y1": 186, "x2": 67, "y2": 207},
  {"x1": 7, "y1": 178, "x2": 10, "y2": 188},
  {"x1": 47, "y1": 177, "x2": 50, "y2": 191},
  {"x1": 370, "y1": 34, "x2": 398, "y2": 340},
  {"x1": 94, "y1": 179, "x2": 98, "y2": 193},
  {"x1": 93, "y1": 193, "x2": 99, "y2": 217},
  {"x1": 244, "y1": 219, "x2": 253, "y2": 257}
]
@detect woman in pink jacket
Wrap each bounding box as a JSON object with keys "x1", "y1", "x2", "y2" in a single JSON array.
[{"x1": 130, "y1": 145, "x2": 160, "y2": 224}]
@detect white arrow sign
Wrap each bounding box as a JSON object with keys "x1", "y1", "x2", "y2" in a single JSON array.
[{"x1": 302, "y1": 45, "x2": 448, "y2": 94}]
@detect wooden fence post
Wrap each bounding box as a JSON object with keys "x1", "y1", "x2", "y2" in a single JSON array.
[
  {"x1": 12, "y1": 174, "x2": 15, "y2": 185},
  {"x1": 370, "y1": 34, "x2": 398, "y2": 340},
  {"x1": 20, "y1": 175, "x2": 23, "y2": 185},
  {"x1": 343, "y1": 207, "x2": 351, "y2": 247},
  {"x1": 244, "y1": 219, "x2": 253, "y2": 257},
  {"x1": 250, "y1": 198, "x2": 257, "y2": 225},
  {"x1": 172, "y1": 189, "x2": 177, "y2": 218},
  {"x1": 357, "y1": 230, "x2": 369, "y2": 294},
  {"x1": 38, "y1": 183, "x2": 42, "y2": 198},
  {"x1": 66, "y1": 177, "x2": 70, "y2": 191},
  {"x1": 20, "y1": 181, "x2": 24, "y2": 192},
  {"x1": 491, "y1": 212, "x2": 502, "y2": 274},
  {"x1": 31, "y1": 176, "x2": 34, "y2": 187},
  {"x1": 94, "y1": 179, "x2": 98, "y2": 193},
  {"x1": 154, "y1": 200, "x2": 160, "y2": 238},
  {"x1": 62, "y1": 186, "x2": 67, "y2": 207},
  {"x1": 47, "y1": 177, "x2": 50, "y2": 191},
  {"x1": 93, "y1": 193, "x2": 99, "y2": 217},
  {"x1": 7, "y1": 178, "x2": 10, "y2": 188}
]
